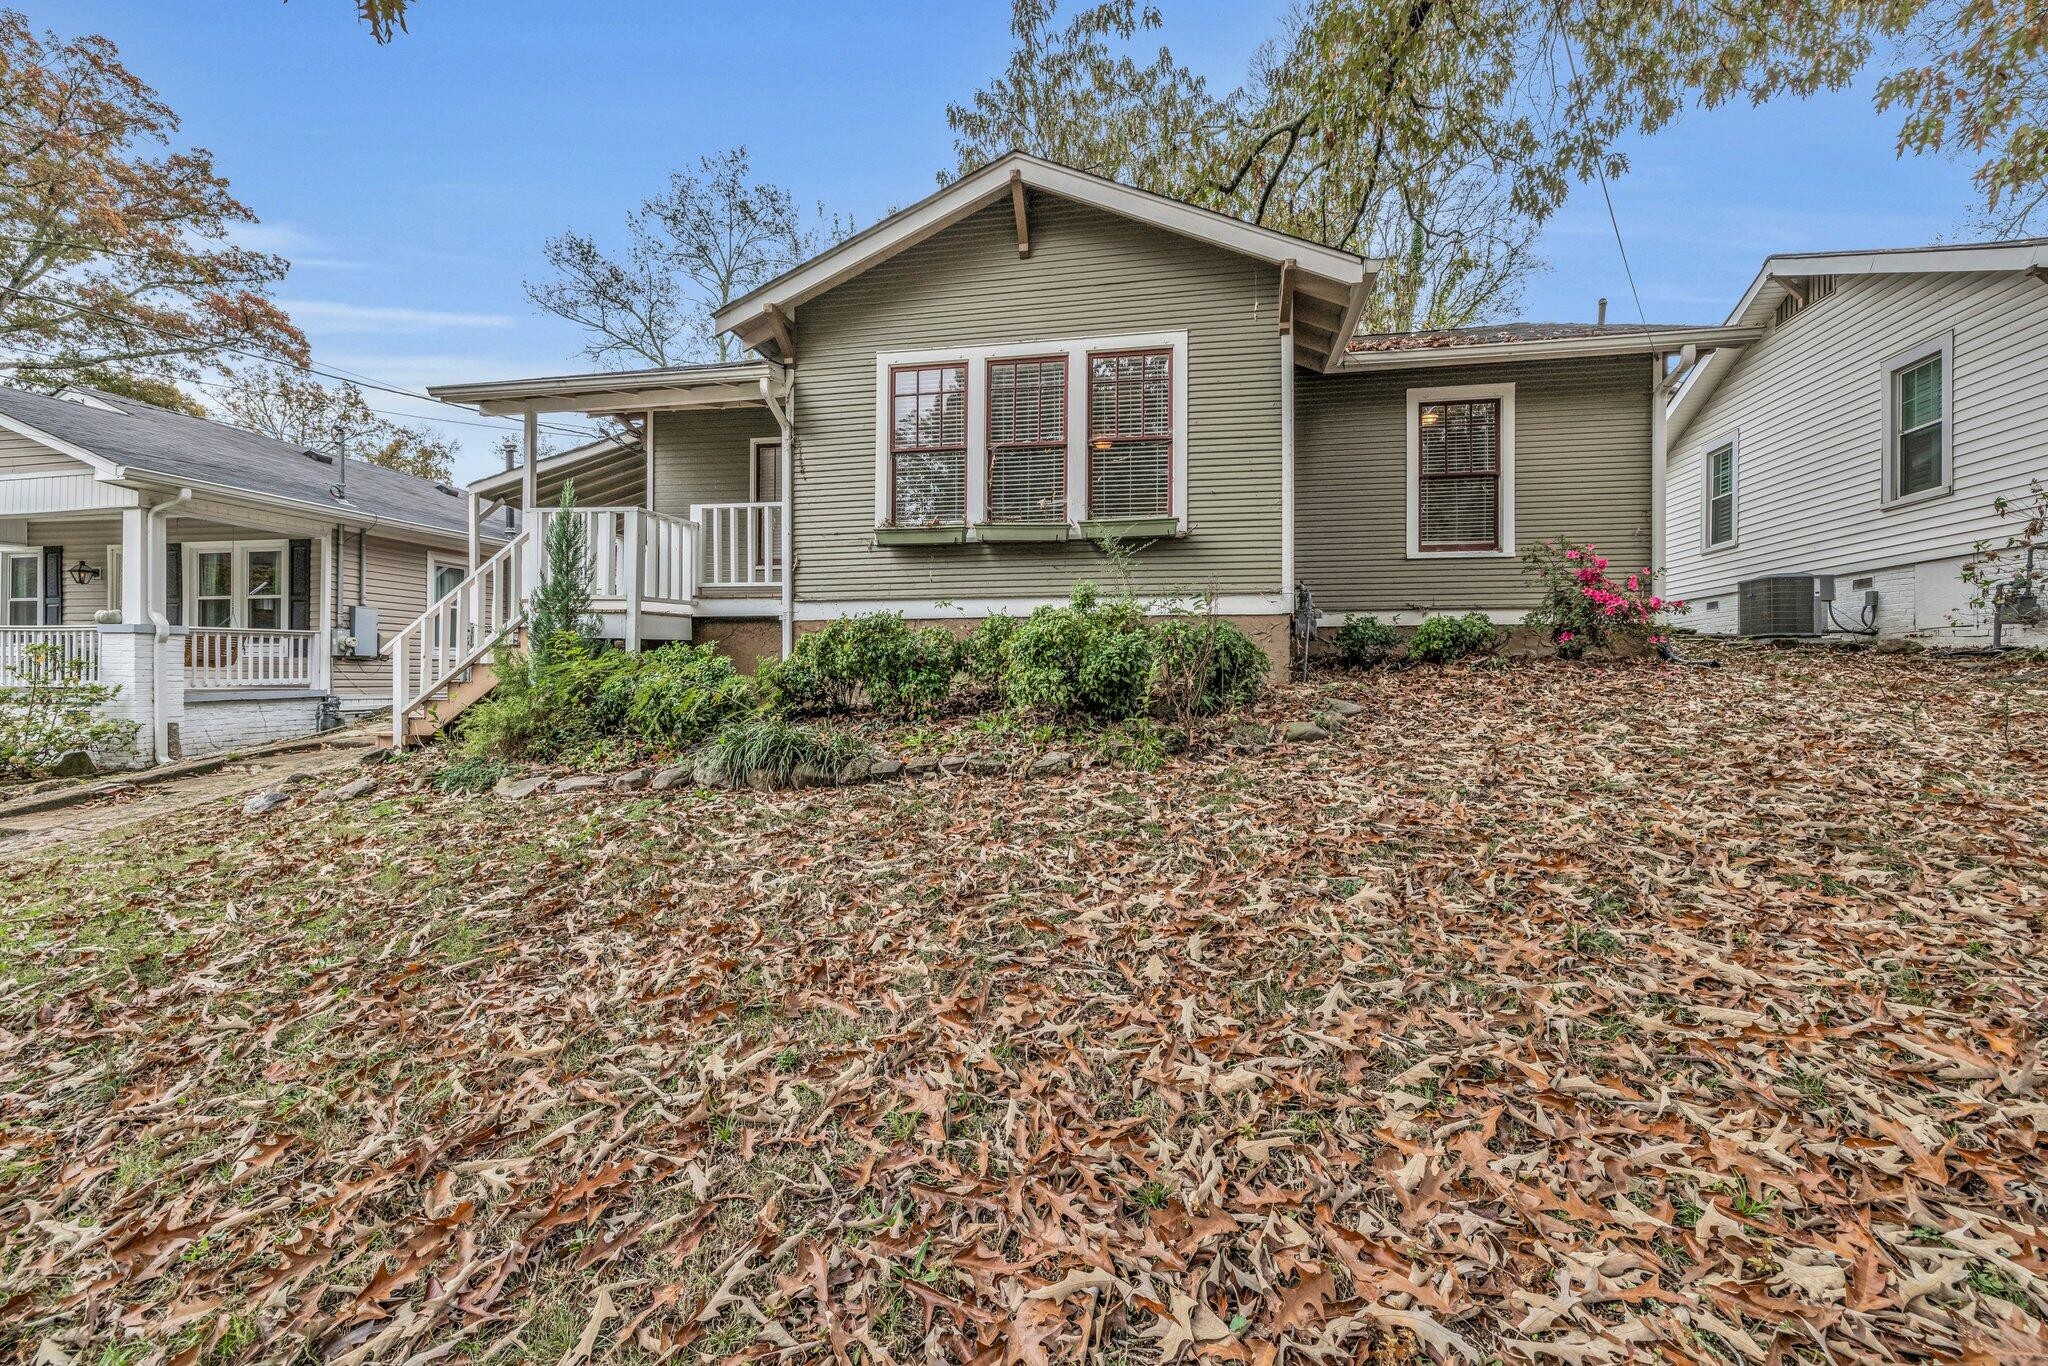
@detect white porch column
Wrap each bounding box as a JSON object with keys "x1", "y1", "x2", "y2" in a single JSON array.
[
  {"x1": 314, "y1": 532, "x2": 334, "y2": 695},
  {"x1": 119, "y1": 506, "x2": 148, "y2": 624},
  {"x1": 466, "y1": 489, "x2": 481, "y2": 573},
  {"x1": 522, "y1": 411, "x2": 542, "y2": 592}
]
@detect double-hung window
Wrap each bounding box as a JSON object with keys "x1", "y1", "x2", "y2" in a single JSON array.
[
  {"x1": 987, "y1": 357, "x2": 1067, "y2": 523},
  {"x1": 186, "y1": 543, "x2": 289, "y2": 629},
  {"x1": 4, "y1": 553, "x2": 39, "y2": 626},
  {"x1": 1411, "y1": 390, "x2": 1509, "y2": 554},
  {"x1": 888, "y1": 363, "x2": 968, "y2": 526},
  {"x1": 1885, "y1": 335, "x2": 1951, "y2": 505},
  {"x1": 1086, "y1": 349, "x2": 1173, "y2": 520},
  {"x1": 1704, "y1": 440, "x2": 1737, "y2": 549}
]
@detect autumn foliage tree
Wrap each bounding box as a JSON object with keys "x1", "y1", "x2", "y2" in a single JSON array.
[
  {"x1": 212, "y1": 365, "x2": 456, "y2": 482},
  {"x1": 0, "y1": 11, "x2": 306, "y2": 399}
]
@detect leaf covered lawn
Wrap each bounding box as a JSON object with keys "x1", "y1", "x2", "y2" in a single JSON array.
[{"x1": 2, "y1": 646, "x2": 2046, "y2": 1363}]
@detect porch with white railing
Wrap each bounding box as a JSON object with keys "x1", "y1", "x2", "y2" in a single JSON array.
[
  {"x1": 184, "y1": 628, "x2": 318, "y2": 691},
  {"x1": 691, "y1": 501, "x2": 784, "y2": 592},
  {"x1": 0, "y1": 626, "x2": 101, "y2": 687}
]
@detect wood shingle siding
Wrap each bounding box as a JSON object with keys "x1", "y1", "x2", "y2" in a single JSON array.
[
  {"x1": 1294, "y1": 356, "x2": 1654, "y2": 613},
  {"x1": 1664, "y1": 270, "x2": 2048, "y2": 607},
  {"x1": 789, "y1": 196, "x2": 1284, "y2": 602}
]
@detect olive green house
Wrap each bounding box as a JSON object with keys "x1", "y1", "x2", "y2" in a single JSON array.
[{"x1": 410, "y1": 154, "x2": 1754, "y2": 743}]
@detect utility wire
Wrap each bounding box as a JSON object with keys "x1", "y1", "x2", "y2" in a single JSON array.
[{"x1": 1556, "y1": 33, "x2": 1649, "y2": 329}]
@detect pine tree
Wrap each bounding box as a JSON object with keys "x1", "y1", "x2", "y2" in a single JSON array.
[{"x1": 526, "y1": 482, "x2": 599, "y2": 677}]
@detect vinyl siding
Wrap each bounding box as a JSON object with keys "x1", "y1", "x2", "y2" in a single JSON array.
[
  {"x1": 790, "y1": 195, "x2": 1284, "y2": 602},
  {"x1": 18, "y1": 518, "x2": 118, "y2": 624},
  {"x1": 1295, "y1": 356, "x2": 1654, "y2": 612},
  {"x1": 0, "y1": 428, "x2": 85, "y2": 474},
  {"x1": 1665, "y1": 270, "x2": 2048, "y2": 621},
  {"x1": 650, "y1": 408, "x2": 778, "y2": 518},
  {"x1": 331, "y1": 533, "x2": 442, "y2": 700}
]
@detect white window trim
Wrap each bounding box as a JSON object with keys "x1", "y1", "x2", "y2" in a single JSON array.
[
  {"x1": 425, "y1": 553, "x2": 466, "y2": 605},
  {"x1": 1699, "y1": 429, "x2": 1739, "y2": 554},
  {"x1": 1881, "y1": 331, "x2": 1954, "y2": 510},
  {"x1": 182, "y1": 539, "x2": 289, "y2": 629},
  {"x1": 872, "y1": 330, "x2": 1190, "y2": 537},
  {"x1": 3, "y1": 550, "x2": 41, "y2": 625},
  {"x1": 1405, "y1": 381, "x2": 1516, "y2": 559},
  {"x1": 747, "y1": 436, "x2": 781, "y2": 502},
  {"x1": 106, "y1": 545, "x2": 123, "y2": 613}
]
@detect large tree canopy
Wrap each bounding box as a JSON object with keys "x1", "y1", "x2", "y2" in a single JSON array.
[
  {"x1": 527, "y1": 147, "x2": 844, "y2": 367},
  {"x1": 0, "y1": 11, "x2": 306, "y2": 397},
  {"x1": 213, "y1": 365, "x2": 456, "y2": 483}
]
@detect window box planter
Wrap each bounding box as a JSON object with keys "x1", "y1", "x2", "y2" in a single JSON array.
[
  {"x1": 874, "y1": 525, "x2": 967, "y2": 547},
  {"x1": 974, "y1": 522, "x2": 1069, "y2": 543},
  {"x1": 1079, "y1": 516, "x2": 1181, "y2": 542}
]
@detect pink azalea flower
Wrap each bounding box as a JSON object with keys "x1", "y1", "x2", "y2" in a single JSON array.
[{"x1": 1564, "y1": 548, "x2": 1581, "y2": 560}]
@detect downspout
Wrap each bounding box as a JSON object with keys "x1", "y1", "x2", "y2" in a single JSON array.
[
  {"x1": 760, "y1": 369, "x2": 795, "y2": 657},
  {"x1": 146, "y1": 488, "x2": 192, "y2": 763},
  {"x1": 1649, "y1": 355, "x2": 1669, "y2": 585}
]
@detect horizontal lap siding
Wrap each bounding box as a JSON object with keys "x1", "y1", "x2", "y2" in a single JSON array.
[
  {"x1": 332, "y1": 534, "x2": 439, "y2": 699},
  {"x1": 1665, "y1": 272, "x2": 2048, "y2": 603},
  {"x1": 1295, "y1": 356, "x2": 1652, "y2": 612},
  {"x1": 651, "y1": 409, "x2": 778, "y2": 519},
  {"x1": 0, "y1": 429, "x2": 84, "y2": 473},
  {"x1": 791, "y1": 196, "x2": 1282, "y2": 601}
]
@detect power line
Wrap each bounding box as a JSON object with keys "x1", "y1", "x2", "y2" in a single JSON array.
[{"x1": 1556, "y1": 33, "x2": 1649, "y2": 329}]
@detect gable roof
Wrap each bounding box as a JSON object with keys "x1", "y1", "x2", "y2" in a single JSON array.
[
  {"x1": 711, "y1": 152, "x2": 1379, "y2": 372},
  {"x1": 0, "y1": 385, "x2": 485, "y2": 541},
  {"x1": 1669, "y1": 235, "x2": 2048, "y2": 442}
]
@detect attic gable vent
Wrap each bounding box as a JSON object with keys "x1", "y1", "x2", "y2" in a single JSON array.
[{"x1": 1771, "y1": 275, "x2": 1838, "y2": 329}]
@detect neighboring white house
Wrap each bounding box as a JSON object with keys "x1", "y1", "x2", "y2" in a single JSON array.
[{"x1": 1663, "y1": 238, "x2": 2048, "y2": 643}]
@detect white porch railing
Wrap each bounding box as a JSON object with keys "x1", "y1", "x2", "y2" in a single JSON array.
[
  {"x1": 531, "y1": 508, "x2": 698, "y2": 604},
  {"x1": 392, "y1": 526, "x2": 533, "y2": 746},
  {"x1": 185, "y1": 628, "x2": 316, "y2": 690},
  {"x1": 691, "y1": 501, "x2": 784, "y2": 591},
  {"x1": 0, "y1": 626, "x2": 101, "y2": 687}
]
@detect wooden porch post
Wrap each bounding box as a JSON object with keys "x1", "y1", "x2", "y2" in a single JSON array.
[
  {"x1": 118, "y1": 506, "x2": 148, "y2": 625},
  {"x1": 466, "y1": 489, "x2": 481, "y2": 574}
]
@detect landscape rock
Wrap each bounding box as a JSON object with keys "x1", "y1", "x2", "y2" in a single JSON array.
[
  {"x1": 943, "y1": 754, "x2": 1007, "y2": 776},
  {"x1": 744, "y1": 768, "x2": 780, "y2": 792},
  {"x1": 612, "y1": 768, "x2": 649, "y2": 792},
  {"x1": 493, "y1": 774, "x2": 550, "y2": 799},
  {"x1": 1280, "y1": 721, "x2": 1331, "y2": 743},
  {"x1": 49, "y1": 750, "x2": 97, "y2": 779},
  {"x1": 332, "y1": 776, "x2": 378, "y2": 801},
  {"x1": 651, "y1": 763, "x2": 694, "y2": 792},
  {"x1": 553, "y1": 775, "x2": 610, "y2": 795},
  {"x1": 692, "y1": 752, "x2": 732, "y2": 788},
  {"x1": 867, "y1": 758, "x2": 905, "y2": 780},
  {"x1": 357, "y1": 748, "x2": 394, "y2": 767},
  {"x1": 835, "y1": 756, "x2": 874, "y2": 784},
  {"x1": 243, "y1": 788, "x2": 290, "y2": 815},
  {"x1": 790, "y1": 762, "x2": 838, "y2": 789},
  {"x1": 1029, "y1": 751, "x2": 1075, "y2": 776},
  {"x1": 1323, "y1": 698, "x2": 1365, "y2": 717},
  {"x1": 1228, "y1": 723, "x2": 1271, "y2": 750},
  {"x1": 903, "y1": 756, "x2": 939, "y2": 777}
]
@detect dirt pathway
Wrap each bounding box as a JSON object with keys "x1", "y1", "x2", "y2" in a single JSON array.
[{"x1": 0, "y1": 731, "x2": 382, "y2": 869}]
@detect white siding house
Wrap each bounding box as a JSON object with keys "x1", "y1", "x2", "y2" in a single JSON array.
[{"x1": 1664, "y1": 241, "x2": 2048, "y2": 643}]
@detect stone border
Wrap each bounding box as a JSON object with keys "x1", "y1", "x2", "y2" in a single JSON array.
[{"x1": 0, "y1": 723, "x2": 383, "y2": 821}]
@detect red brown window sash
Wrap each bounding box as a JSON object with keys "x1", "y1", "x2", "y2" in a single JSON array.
[
  {"x1": 986, "y1": 355, "x2": 1068, "y2": 523},
  {"x1": 888, "y1": 362, "x2": 968, "y2": 526},
  {"x1": 1085, "y1": 348, "x2": 1173, "y2": 521},
  {"x1": 1415, "y1": 398, "x2": 1501, "y2": 552}
]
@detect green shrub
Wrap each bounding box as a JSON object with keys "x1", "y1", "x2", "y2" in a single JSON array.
[
  {"x1": 695, "y1": 716, "x2": 863, "y2": 787},
  {"x1": 1334, "y1": 613, "x2": 1401, "y2": 667},
  {"x1": 1004, "y1": 584, "x2": 1154, "y2": 720},
  {"x1": 0, "y1": 645, "x2": 138, "y2": 779},
  {"x1": 1152, "y1": 614, "x2": 1266, "y2": 722},
  {"x1": 1407, "y1": 612, "x2": 1501, "y2": 664},
  {"x1": 757, "y1": 613, "x2": 957, "y2": 719},
  {"x1": 958, "y1": 613, "x2": 1019, "y2": 688},
  {"x1": 456, "y1": 642, "x2": 754, "y2": 760},
  {"x1": 431, "y1": 753, "x2": 508, "y2": 793}
]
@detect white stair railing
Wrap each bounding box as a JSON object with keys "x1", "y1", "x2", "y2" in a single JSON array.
[
  {"x1": 390, "y1": 526, "x2": 532, "y2": 747},
  {"x1": 691, "y1": 501, "x2": 783, "y2": 590}
]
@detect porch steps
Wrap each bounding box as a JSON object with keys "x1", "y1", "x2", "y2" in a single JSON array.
[{"x1": 396, "y1": 659, "x2": 502, "y2": 747}]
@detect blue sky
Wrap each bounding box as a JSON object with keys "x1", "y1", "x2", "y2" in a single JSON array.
[{"x1": 57, "y1": 1, "x2": 1985, "y2": 482}]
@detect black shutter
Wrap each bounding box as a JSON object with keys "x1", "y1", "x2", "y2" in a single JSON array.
[
  {"x1": 40, "y1": 545, "x2": 61, "y2": 625},
  {"x1": 287, "y1": 539, "x2": 312, "y2": 630},
  {"x1": 165, "y1": 542, "x2": 182, "y2": 626}
]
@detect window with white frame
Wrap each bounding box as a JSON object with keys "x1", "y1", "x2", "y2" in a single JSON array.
[
  {"x1": 1086, "y1": 349, "x2": 1173, "y2": 520},
  {"x1": 987, "y1": 356, "x2": 1067, "y2": 523},
  {"x1": 185, "y1": 542, "x2": 288, "y2": 629},
  {"x1": 1407, "y1": 383, "x2": 1515, "y2": 556},
  {"x1": 1884, "y1": 334, "x2": 1952, "y2": 505},
  {"x1": 4, "y1": 553, "x2": 38, "y2": 626},
  {"x1": 888, "y1": 363, "x2": 968, "y2": 526},
  {"x1": 873, "y1": 332, "x2": 1188, "y2": 535},
  {"x1": 1704, "y1": 439, "x2": 1737, "y2": 549}
]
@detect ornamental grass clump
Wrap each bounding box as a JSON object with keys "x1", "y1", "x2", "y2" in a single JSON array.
[{"x1": 1523, "y1": 538, "x2": 1686, "y2": 659}]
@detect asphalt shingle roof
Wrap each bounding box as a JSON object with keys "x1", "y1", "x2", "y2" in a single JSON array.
[
  {"x1": 1347, "y1": 321, "x2": 1697, "y2": 353},
  {"x1": 0, "y1": 386, "x2": 480, "y2": 539}
]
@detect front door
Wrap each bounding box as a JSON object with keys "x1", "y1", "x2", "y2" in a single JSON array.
[{"x1": 751, "y1": 441, "x2": 782, "y2": 575}]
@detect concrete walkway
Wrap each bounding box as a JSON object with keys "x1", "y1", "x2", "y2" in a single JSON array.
[{"x1": 0, "y1": 726, "x2": 383, "y2": 867}]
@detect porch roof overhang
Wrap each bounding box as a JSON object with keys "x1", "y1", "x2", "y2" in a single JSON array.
[
  {"x1": 427, "y1": 360, "x2": 773, "y2": 417},
  {"x1": 468, "y1": 434, "x2": 639, "y2": 502},
  {"x1": 1334, "y1": 324, "x2": 1764, "y2": 373}
]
